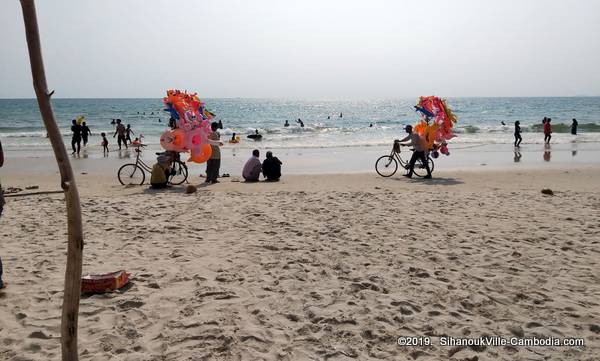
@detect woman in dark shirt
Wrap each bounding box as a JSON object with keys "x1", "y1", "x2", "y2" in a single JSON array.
[{"x1": 514, "y1": 121, "x2": 522, "y2": 147}]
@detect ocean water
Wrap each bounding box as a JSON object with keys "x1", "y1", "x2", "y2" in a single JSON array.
[{"x1": 1, "y1": 97, "x2": 600, "y2": 151}]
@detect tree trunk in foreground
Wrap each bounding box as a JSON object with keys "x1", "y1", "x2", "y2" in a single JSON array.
[{"x1": 19, "y1": 1, "x2": 84, "y2": 360}]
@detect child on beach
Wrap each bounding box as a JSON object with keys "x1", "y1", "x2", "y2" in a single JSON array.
[
  {"x1": 514, "y1": 121, "x2": 522, "y2": 147},
  {"x1": 544, "y1": 118, "x2": 552, "y2": 144},
  {"x1": 101, "y1": 132, "x2": 109, "y2": 156},
  {"x1": 125, "y1": 124, "x2": 134, "y2": 144}
]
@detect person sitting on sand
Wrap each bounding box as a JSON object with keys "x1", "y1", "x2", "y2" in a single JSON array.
[
  {"x1": 150, "y1": 153, "x2": 172, "y2": 189},
  {"x1": 242, "y1": 149, "x2": 262, "y2": 182},
  {"x1": 262, "y1": 151, "x2": 282, "y2": 182},
  {"x1": 101, "y1": 132, "x2": 109, "y2": 156},
  {"x1": 397, "y1": 125, "x2": 431, "y2": 179},
  {"x1": 113, "y1": 119, "x2": 128, "y2": 150},
  {"x1": 81, "y1": 122, "x2": 92, "y2": 147},
  {"x1": 514, "y1": 121, "x2": 522, "y2": 147},
  {"x1": 571, "y1": 118, "x2": 578, "y2": 135}
]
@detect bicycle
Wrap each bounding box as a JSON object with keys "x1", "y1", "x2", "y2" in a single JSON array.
[
  {"x1": 117, "y1": 144, "x2": 188, "y2": 186},
  {"x1": 375, "y1": 140, "x2": 434, "y2": 178}
]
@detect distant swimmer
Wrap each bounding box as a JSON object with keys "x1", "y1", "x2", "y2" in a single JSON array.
[
  {"x1": 339, "y1": 112, "x2": 343, "y2": 118},
  {"x1": 369, "y1": 123, "x2": 373, "y2": 128},
  {"x1": 284, "y1": 120, "x2": 290, "y2": 127},
  {"x1": 230, "y1": 132, "x2": 241, "y2": 143},
  {"x1": 501, "y1": 121, "x2": 506, "y2": 126},
  {"x1": 327, "y1": 115, "x2": 330, "y2": 120},
  {"x1": 110, "y1": 119, "x2": 116, "y2": 125},
  {"x1": 218, "y1": 120, "x2": 223, "y2": 130},
  {"x1": 247, "y1": 129, "x2": 263, "y2": 140},
  {"x1": 297, "y1": 118, "x2": 304, "y2": 127}
]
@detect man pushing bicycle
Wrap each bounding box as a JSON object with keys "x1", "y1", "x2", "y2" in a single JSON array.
[{"x1": 396, "y1": 125, "x2": 432, "y2": 179}]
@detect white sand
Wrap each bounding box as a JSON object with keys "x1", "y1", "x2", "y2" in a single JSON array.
[{"x1": 1, "y1": 167, "x2": 599, "y2": 360}]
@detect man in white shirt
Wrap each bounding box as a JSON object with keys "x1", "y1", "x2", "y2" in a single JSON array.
[
  {"x1": 397, "y1": 125, "x2": 432, "y2": 179},
  {"x1": 242, "y1": 149, "x2": 262, "y2": 182}
]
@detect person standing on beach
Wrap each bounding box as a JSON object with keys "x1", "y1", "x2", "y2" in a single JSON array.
[
  {"x1": 0, "y1": 139, "x2": 4, "y2": 219},
  {"x1": 205, "y1": 122, "x2": 221, "y2": 184},
  {"x1": 544, "y1": 118, "x2": 552, "y2": 144},
  {"x1": 125, "y1": 124, "x2": 134, "y2": 144},
  {"x1": 242, "y1": 149, "x2": 262, "y2": 182},
  {"x1": 397, "y1": 125, "x2": 431, "y2": 179},
  {"x1": 113, "y1": 119, "x2": 128, "y2": 150},
  {"x1": 101, "y1": 132, "x2": 109, "y2": 156},
  {"x1": 514, "y1": 121, "x2": 522, "y2": 147},
  {"x1": 81, "y1": 122, "x2": 92, "y2": 147},
  {"x1": 571, "y1": 118, "x2": 578, "y2": 135},
  {"x1": 71, "y1": 119, "x2": 82, "y2": 155}
]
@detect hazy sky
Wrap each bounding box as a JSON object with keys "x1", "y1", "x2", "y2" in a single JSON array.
[{"x1": 1, "y1": 0, "x2": 599, "y2": 98}]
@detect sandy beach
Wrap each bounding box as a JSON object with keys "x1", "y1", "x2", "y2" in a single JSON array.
[{"x1": 1, "y1": 165, "x2": 599, "y2": 360}]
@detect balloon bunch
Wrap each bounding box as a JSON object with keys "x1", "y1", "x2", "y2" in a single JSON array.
[
  {"x1": 413, "y1": 96, "x2": 457, "y2": 156},
  {"x1": 159, "y1": 90, "x2": 214, "y2": 163}
]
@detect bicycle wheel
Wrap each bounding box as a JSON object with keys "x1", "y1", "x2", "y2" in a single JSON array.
[
  {"x1": 375, "y1": 155, "x2": 398, "y2": 177},
  {"x1": 168, "y1": 160, "x2": 188, "y2": 185},
  {"x1": 118, "y1": 164, "x2": 145, "y2": 185},
  {"x1": 413, "y1": 157, "x2": 434, "y2": 177}
]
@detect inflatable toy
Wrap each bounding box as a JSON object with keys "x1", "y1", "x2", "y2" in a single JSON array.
[
  {"x1": 76, "y1": 116, "x2": 85, "y2": 125},
  {"x1": 189, "y1": 143, "x2": 212, "y2": 163},
  {"x1": 229, "y1": 135, "x2": 241, "y2": 144},
  {"x1": 160, "y1": 89, "x2": 219, "y2": 163},
  {"x1": 412, "y1": 96, "x2": 458, "y2": 155}
]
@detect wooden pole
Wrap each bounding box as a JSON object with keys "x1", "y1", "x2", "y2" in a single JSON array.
[{"x1": 19, "y1": 1, "x2": 84, "y2": 360}]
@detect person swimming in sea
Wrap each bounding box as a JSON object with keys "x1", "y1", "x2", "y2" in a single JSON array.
[
  {"x1": 247, "y1": 129, "x2": 262, "y2": 140},
  {"x1": 297, "y1": 118, "x2": 304, "y2": 127},
  {"x1": 284, "y1": 120, "x2": 290, "y2": 127}
]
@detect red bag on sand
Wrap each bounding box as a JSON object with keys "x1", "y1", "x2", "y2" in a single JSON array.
[{"x1": 81, "y1": 270, "x2": 129, "y2": 294}]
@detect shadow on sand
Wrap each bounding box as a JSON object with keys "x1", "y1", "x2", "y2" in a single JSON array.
[{"x1": 392, "y1": 176, "x2": 464, "y2": 186}]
